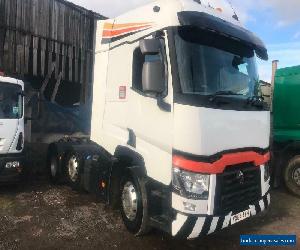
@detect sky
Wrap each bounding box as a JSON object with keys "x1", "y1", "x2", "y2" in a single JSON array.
[{"x1": 70, "y1": 0, "x2": 300, "y2": 82}]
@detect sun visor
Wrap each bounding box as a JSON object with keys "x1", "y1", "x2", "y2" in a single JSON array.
[{"x1": 178, "y1": 11, "x2": 268, "y2": 61}]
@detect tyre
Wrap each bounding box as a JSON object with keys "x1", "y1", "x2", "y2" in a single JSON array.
[
  {"x1": 48, "y1": 151, "x2": 61, "y2": 183},
  {"x1": 120, "y1": 173, "x2": 150, "y2": 236},
  {"x1": 65, "y1": 152, "x2": 83, "y2": 190},
  {"x1": 284, "y1": 156, "x2": 300, "y2": 197}
]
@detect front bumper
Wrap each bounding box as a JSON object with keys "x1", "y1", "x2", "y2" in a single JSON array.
[
  {"x1": 0, "y1": 154, "x2": 24, "y2": 183},
  {"x1": 172, "y1": 193, "x2": 271, "y2": 239}
]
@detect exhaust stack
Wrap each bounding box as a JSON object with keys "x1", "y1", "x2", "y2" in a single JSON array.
[
  {"x1": 271, "y1": 60, "x2": 279, "y2": 86},
  {"x1": 270, "y1": 60, "x2": 279, "y2": 112}
]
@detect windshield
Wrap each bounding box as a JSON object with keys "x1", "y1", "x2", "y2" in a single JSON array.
[
  {"x1": 0, "y1": 82, "x2": 23, "y2": 119},
  {"x1": 174, "y1": 27, "x2": 260, "y2": 97}
]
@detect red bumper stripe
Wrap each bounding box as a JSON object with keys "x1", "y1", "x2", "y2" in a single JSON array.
[{"x1": 173, "y1": 151, "x2": 270, "y2": 174}]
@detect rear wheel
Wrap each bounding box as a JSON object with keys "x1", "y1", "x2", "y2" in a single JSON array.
[
  {"x1": 284, "y1": 156, "x2": 300, "y2": 197},
  {"x1": 48, "y1": 152, "x2": 61, "y2": 183},
  {"x1": 120, "y1": 173, "x2": 150, "y2": 236},
  {"x1": 65, "y1": 152, "x2": 83, "y2": 190}
]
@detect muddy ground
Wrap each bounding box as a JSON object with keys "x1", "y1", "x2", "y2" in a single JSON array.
[{"x1": 0, "y1": 173, "x2": 299, "y2": 250}]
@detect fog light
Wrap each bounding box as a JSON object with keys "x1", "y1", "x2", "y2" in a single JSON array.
[{"x1": 5, "y1": 161, "x2": 20, "y2": 169}]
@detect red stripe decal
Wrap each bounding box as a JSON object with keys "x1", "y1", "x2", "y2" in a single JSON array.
[
  {"x1": 173, "y1": 151, "x2": 270, "y2": 174},
  {"x1": 102, "y1": 25, "x2": 152, "y2": 38}
]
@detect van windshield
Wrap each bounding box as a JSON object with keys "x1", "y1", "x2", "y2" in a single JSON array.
[
  {"x1": 174, "y1": 26, "x2": 260, "y2": 97},
  {"x1": 0, "y1": 82, "x2": 23, "y2": 119}
]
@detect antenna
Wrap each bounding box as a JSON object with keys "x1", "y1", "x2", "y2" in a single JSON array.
[
  {"x1": 193, "y1": 0, "x2": 202, "y2": 4},
  {"x1": 227, "y1": 0, "x2": 239, "y2": 21}
]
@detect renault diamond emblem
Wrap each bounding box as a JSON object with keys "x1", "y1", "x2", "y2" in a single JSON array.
[{"x1": 237, "y1": 171, "x2": 245, "y2": 185}]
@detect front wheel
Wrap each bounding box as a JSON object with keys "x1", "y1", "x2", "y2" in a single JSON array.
[
  {"x1": 284, "y1": 156, "x2": 300, "y2": 197},
  {"x1": 120, "y1": 173, "x2": 150, "y2": 236}
]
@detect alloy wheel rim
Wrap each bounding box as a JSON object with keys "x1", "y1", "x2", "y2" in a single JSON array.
[
  {"x1": 293, "y1": 167, "x2": 300, "y2": 186},
  {"x1": 122, "y1": 181, "x2": 138, "y2": 221},
  {"x1": 68, "y1": 155, "x2": 79, "y2": 183}
]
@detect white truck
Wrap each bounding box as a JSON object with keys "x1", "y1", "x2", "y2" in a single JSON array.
[
  {"x1": 0, "y1": 73, "x2": 24, "y2": 182},
  {"x1": 46, "y1": 0, "x2": 271, "y2": 238}
]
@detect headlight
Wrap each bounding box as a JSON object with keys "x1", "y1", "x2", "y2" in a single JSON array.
[
  {"x1": 264, "y1": 164, "x2": 270, "y2": 182},
  {"x1": 172, "y1": 168, "x2": 210, "y2": 199}
]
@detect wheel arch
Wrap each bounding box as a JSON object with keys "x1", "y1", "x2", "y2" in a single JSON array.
[
  {"x1": 114, "y1": 145, "x2": 147, "y2": 176},
  {"x1": 278, "y1": 142, "x2": 300, "y2": 173},
  {"x1": 109, "y1": 145, "x2": 148, "y2": 208},
  {"x1": 273, "y1": 141, "x2": 300, "y2": 188}
]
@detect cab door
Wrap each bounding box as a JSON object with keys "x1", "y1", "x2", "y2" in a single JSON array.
[{"x1": 128, "y1": 33, "x2": 173, "y2": 185}]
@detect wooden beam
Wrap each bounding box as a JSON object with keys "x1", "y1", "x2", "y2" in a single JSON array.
[
  {"x1": 51, "y1": 71, "x2": 63, "y2": 103},
  {"x1": 40, "y1": 62, "x2": 55, "y2": 95},
  {"x1": 0, "y1": 0, "x2": 98, "y2": 89}
]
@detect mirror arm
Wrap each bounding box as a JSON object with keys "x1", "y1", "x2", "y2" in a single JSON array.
[
  {"x1": 157, "y1": 97, "x2": 171, "y2": 112},
  {"x1": 18, "y1": 91, "x2": 26, "y2": 97}
]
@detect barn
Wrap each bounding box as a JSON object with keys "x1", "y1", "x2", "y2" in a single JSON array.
[{"x1": 0, "y1": 0, "x2": 106, "y2": 106}]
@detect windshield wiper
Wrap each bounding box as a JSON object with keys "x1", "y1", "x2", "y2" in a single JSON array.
[{"x1": 209, "y1": 91, "x2": 243, "y2": 102}]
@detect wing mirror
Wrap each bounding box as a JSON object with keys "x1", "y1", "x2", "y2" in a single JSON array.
[
  {"x1": 140, "y1": 39, "x2": 161, "y2": 54},
  {"x1": 139, "y1": 39, "x2": 165, "y2": 96}
]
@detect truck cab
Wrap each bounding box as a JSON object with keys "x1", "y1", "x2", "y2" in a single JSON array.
[
  {"x1": 0, "y1": 75, "x2": 24, "y2": 182},
  {"x1": 48, "y1": 0, "x2": 271, "y2": 239},
  {"x1": 89, "y1": 0, "x2": 271, "y2": 238}
]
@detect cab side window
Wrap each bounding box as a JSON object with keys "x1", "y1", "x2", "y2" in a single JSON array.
[{"x1": 132, "y1": 38, "x2": 167, "y2": 96}]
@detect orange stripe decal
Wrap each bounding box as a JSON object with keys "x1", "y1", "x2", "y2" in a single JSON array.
[
  {"x1": 102, "y1": 22, "x2": 153, "y2": 39},
  {"x1": 103, "y1": 23, "x2": 114, "y2": 30},
  {"x1": 103, "y1": 25, "x2": 152, "y2": 38},
  {"x1": 173, "y1": 151, "x2": 270, "y2": 174},
  {"x1": 104, "y1": 22, "x2": 152, "y2": 30}
]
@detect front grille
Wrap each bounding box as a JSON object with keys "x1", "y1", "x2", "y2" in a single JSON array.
[{"x1": 215, "y1": 163, "x2": 261, "y2": 214}]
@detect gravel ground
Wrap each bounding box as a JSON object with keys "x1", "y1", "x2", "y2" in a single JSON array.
[{"x1": 0, "y1": 175, "x2": 299, "y2": 250}]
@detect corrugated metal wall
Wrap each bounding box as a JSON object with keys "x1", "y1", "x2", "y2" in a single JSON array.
[{"x1": 0, "y1": 0, "x2": 105, "y2": 103}]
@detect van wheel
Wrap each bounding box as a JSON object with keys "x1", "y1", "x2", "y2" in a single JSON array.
[
  {"x1": 120, "y1": 173, "x2": 150, "y2": 236},
  {"x1": 65, "y1": 152, "x2": 83, "y2": 190},
  {"x1": 284, "y1": 156, "x2": 300, "y2": 197}
]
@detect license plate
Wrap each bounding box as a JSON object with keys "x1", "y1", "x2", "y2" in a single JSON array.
[{"x1": 231, "y1": 209, "x2": 251, "y2": 225}]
